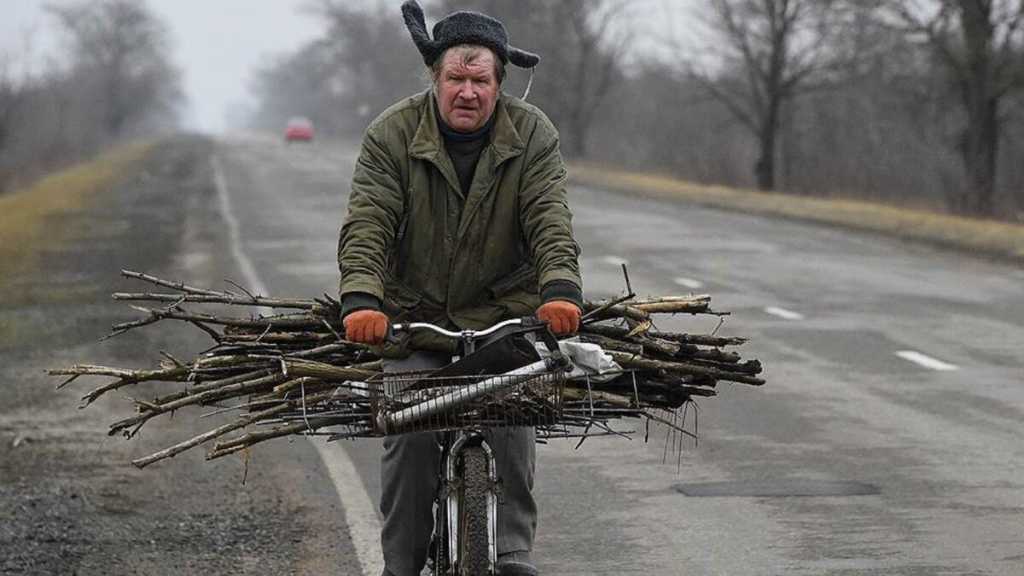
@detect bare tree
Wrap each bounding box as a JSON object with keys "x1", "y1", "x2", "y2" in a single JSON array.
[
  {"x1": 0, "y1": 57, "x2": 19, "y2": 161},
  {"x1": 553, "y1": 0, "x2": 629, "y2": 158},
  {"x1": 47, "y1": 0, "x2": 182, "y2": 140},
  {"x1": 690, "y1": 0, "x2": 850, "y2": 191},
  {"x1": 251, "y1": 1, "x2": 426, "y2": 136},
  {"x1": 0, "y1": 56, "x2": 24, "y2": 189},
  {"x1": 316, "y1": 1, "x2": 426, "y2": 118},
  {"x1": 249, "y1": 43, "x2": 341, "y2": 134},
  {"x1": 885, "y1": 0, "x2": 1024, "y2": 216}
]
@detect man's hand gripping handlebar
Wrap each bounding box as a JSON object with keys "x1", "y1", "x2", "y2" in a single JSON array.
[
  {"x1": 343, "y1": 302, "x2": 581, "y2": 347},
  {"x1": 342, "y1": 309, "x2": 389, "y2": 345}
]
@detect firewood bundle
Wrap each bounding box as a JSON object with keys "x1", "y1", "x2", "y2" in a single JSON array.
[{"x1": 50, "y1": 271, "x2": 764, "y2": 468}]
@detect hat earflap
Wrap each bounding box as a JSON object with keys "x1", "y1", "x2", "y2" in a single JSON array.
[
  {"x1": 508, "y1": 47, "x2": 540, "y2": 69},
  {"x1": 401, "y1": 0, "x2": 437, "y2": 64}
]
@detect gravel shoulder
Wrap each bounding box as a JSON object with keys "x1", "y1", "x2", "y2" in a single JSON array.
[{"x1": 0, "y1": 137, "x2": 358, "y2": 575}]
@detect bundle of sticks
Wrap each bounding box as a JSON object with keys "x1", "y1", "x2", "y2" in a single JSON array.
[{"x1": 50, "y1": 270, "x2": 764, "y2": 468}]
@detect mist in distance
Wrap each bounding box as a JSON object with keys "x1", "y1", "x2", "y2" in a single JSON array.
[
  {"x1": 1, "y1": 0, "x2": 688, "y2": 134},
  {"x1": 2, "y1": 0, "x2": 1023, "y2": 220}
]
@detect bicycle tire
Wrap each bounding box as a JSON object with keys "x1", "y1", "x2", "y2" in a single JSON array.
[{"x1": 458, "y1": 445, "x2": 492, "y2": 576}]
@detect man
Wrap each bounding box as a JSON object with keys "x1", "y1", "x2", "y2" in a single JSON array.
[{"x1": 337, "y1": 2, "x2": 583, "y2": 574}]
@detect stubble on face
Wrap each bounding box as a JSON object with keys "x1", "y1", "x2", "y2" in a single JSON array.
[{"x1": 435, "y1": 47, "x2": 500, "y2": 133}]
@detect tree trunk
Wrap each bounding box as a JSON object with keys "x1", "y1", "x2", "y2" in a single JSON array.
[
  {"x1": 756, "y1": 101, "x2": 781, "y2": 191},
  {"x1": 568, "y1": 4, "x2": 592, "y2": 159},
  {"x1": 961, "y1": 98, "x2": 999, "y2": 216},
  {"x1": 956, "y1": 0, "x2": 1000, "y2": 217},
  {"x1": 568, "y1": 116, "x2": 588, "y2": 158}
]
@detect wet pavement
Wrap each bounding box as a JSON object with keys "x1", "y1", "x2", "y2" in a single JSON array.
[
  {"x1": 0, "y1": 137, "x2": 359, "y2": 576},
  {"x1": 3, "y1": 132, "x2": 1022, "y2": 575},
  {"x1": 213, "y1": 133, "x2": 1023, "y2": 576}
]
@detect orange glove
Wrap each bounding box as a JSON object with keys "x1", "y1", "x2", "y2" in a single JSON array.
[
  {"x1": 536, "y1": 300, "x2": 581, "y2": 335},
  {"x1": 343, "y1": 310, "x2": 389, "y2": 344}
]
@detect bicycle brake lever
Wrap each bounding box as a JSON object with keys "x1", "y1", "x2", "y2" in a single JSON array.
[
  {"x1": 385, "y1": 323, "x2": 405, "y2": 346},
  {"x1": 525, "y1": 316, "x2": 570, "y2": 370}
]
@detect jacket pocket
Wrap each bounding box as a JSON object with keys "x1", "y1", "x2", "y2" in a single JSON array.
[{"x1": 487, "y1": 261, "x2": 538, "y2": 298}]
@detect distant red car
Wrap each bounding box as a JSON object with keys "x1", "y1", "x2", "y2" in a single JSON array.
[{"x1": 284, "y1": 117, "x2": 314, "y2": 142}]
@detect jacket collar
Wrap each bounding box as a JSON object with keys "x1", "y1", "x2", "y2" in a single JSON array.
[{"x1": 409, "y1": 91, "x2": 524, "y2": 166}]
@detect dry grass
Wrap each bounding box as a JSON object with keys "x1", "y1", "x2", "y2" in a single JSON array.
[
  {"x1": 0, "y1": 142, "x2": 155, "y2": 285},
  {"x1": 570, "y1": 163, "x2": 1024, "y2": 262}
]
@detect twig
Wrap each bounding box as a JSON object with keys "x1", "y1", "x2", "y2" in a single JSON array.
[
  {"x1": 223, "y1": 278, "x2": 260, "y2": 303},
  {"x1": 121, "y1": 270, "x2": 225, "y2": 296},
  {"x1": 113, "y1": 291, "x2": 315, "y2": 309},
  {"x1": 580, "y1": 292, "x2": 637, "y2": 323}
]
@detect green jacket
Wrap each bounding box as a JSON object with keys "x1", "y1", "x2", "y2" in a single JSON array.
[{"x1": 338, "y1": 91, "x2": 582, "y2": 346}]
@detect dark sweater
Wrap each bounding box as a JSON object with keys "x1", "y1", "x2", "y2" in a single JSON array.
[{"x1": 436, "y1": 104, "x2": 493, "y2": 197}]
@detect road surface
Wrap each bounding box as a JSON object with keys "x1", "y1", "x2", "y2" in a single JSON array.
[
  {"x1": 214, "y1": 134, "x2": 1024, "y2": 576},
  {"x1": 3, "y1": 134, "x2": 1020, "y2": 575}
]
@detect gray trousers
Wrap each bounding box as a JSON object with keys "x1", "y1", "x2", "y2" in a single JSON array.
[{"x1": 380, "y1": 351, "x2": 537, "y2": 576}]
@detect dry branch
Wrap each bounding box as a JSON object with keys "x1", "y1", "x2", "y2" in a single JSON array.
[{"x1": 53, "y1": 271, "x2": 766, "y2": 467}]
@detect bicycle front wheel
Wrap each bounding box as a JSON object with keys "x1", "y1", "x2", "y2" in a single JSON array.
[{"x1": 458, "y1": 445, "x2": 492, "y2": 576}]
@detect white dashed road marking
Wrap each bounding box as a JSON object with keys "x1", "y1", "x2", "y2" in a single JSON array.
[
  {"x1": 764, "y1": 306, "x2": 805, "y2": 320},
  {"x1": 213, "y1": 155, "x2": 383, "y2": 576},
  {"x1": 896, "y1": 350, "x2": 959, "y2": 371},
  {"x1": 673, "y1": 277, "x2": 704, "y2": 289}
]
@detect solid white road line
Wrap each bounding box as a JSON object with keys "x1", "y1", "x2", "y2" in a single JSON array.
[
  {"x1": 602, "y1": 255, "x2": 629, "y2": 266},
  {"x1": 212, "y1": 156, "x2": 274, "y2": 318},
  {"x1": 212, "y1": 155, "x2": 383, "y2": 576},
  {"x1": 896, "y1": 350, "x2": 959, "y2": 371},
  {"x1": 764, "y1": 306, "x2": 805, "y2": 320},
  {"x1": 673, "y1": 277, "x2": 704, "y2": 290}
]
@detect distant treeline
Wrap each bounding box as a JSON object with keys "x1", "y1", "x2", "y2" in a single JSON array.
[
  {"x1": 0, "y1": 0, "x2": 181, "y2": 193},
  {"x1": 250, "y1": 0, "x2": 1024, "y2": 220}
]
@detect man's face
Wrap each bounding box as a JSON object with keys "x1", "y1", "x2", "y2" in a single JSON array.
[{"x1": 435, "y1": 48, "x2": 499, "y2": 133}]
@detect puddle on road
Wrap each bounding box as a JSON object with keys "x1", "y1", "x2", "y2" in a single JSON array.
[
  {"x1": 675, "y1": 479, "x2": 880, "y2": 497},
  {"x1": 762, "y1": 327, "x2": 918, "y2": 375}
]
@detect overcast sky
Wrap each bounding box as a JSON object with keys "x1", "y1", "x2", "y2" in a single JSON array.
[
  {"x1": 1, "y1": 0, "x2": 326, "y2": 133},
  {"x1": 1, "y1": 0, "x2": 690, "y2": 134}
]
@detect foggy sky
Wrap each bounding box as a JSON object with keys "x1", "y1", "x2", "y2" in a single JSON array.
[
  {"x1": 1, "y1": 0, "x2": 690, "y2": 134},
  {"x1": 1, "y1": 0, "x2": 324, "y2": 134}
]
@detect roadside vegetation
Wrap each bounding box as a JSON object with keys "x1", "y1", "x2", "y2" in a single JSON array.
[
  {"x1": 0, "y1": 0, "x2": 180, "y2": 194},
  {"x1": 0, "y1": 142, "x2": 154, "y2": 294},
  {"x1": 250, "y1": 1, "x2": 1024, "y2": 224},
  {"x1": 571, "y1": 163, "x2": 1024, "y2": 262}
]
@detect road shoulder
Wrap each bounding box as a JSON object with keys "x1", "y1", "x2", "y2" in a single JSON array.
[
  {"x1": 0, "y1": 137, "x2": 356, "y2": 575},
  {"x1": 570, "y1": 163, "x2": 1024, "y2": 264}
]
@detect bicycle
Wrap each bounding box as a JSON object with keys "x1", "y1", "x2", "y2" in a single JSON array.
[{"x1": 380, "y1": 317, "x2": 570, "y2": 576}]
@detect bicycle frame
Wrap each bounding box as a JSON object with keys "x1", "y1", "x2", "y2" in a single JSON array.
[{"x1": 389, "y1": 317, "x2": 567, "y2": 576}]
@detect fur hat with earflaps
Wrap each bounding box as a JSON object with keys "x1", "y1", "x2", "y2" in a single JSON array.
[{"x1": 401, "y1": 0, "x2": 540, "y2": 68}]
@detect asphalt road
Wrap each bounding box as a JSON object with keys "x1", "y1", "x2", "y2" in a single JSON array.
[
  {"x1": 202, "y1": 134, "x2": 1022, "y2": 575},
  {"x1": 8, "y1": 134, "x2": 1016, "y2": 575},
  {"x1": 1, "y1": 139, "x2": 361, "y2": 575}
]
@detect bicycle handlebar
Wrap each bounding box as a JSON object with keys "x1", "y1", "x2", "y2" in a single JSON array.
[
  {"x1": 390, "y1": 316, "x2": 568, "y2": 368},
  {"x1": 391, "y1": 318, "x2": 524, "y2": 341}
]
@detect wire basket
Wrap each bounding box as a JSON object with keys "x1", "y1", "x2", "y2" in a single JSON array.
[{"x1": 270, "y1": 368, "x2": 568, "y2": 439}]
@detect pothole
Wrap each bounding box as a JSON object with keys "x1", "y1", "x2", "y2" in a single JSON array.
[{"x1": 675, "y1": 479, "x2": 880, "y2": 497}]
